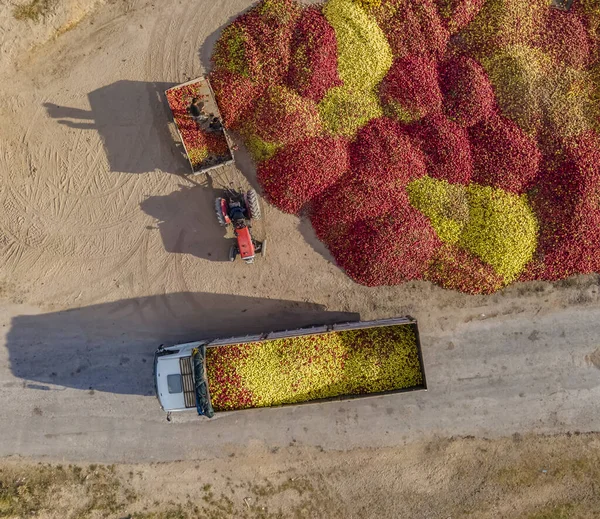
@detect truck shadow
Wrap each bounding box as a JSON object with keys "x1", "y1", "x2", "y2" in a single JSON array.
[
  {"x1": 6, "y1": 292, "x2": 359, "y2": 396},
  {"x1": 43, "y1": 80, "x2": 188, "y2": 174}
]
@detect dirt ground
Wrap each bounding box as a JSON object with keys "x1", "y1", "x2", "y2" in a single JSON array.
[
  {"x1": 1, "y1": 2, "x2": 600, "y2": 518},
  {"x1": 2, "y1": 433, "x2": 600, "y2": 519},
  {"x1": 0, "y1": 0, "x2": 598, "y2": 346}
]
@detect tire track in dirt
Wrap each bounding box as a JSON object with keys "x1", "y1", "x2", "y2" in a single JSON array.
[
  {"x1": 43, "y1": 230, "x2": 153, "y2": 306},
  {"x1": 0, "y1": 40, "x2": 173, "y2": 304},
  {"x1": 1, "y1": 1, "x2": 291, "y2": 309}
]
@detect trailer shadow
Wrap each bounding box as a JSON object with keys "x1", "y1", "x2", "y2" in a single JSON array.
[
  {"x1": 43, "y1": 80, "x2": 189, "y2": 175},
  {"x1": 6, "y1": 292, "x2": 359, "y2": 396}
]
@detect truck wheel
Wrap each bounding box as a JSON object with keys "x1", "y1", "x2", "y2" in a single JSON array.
[
  {"x1": 215, "y1": 198, "x2": 227, "y2": 226},
  {"x1": 246, "y1": 189, "x2": 261, "y2": 220},
  {"x1": 228, "y1": 245, "x2": 237, "y2": 262}
]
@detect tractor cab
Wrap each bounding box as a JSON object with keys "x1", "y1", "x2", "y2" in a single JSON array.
[{"x1": 228, "y1": 203, "x2": 246, "y2": 226}]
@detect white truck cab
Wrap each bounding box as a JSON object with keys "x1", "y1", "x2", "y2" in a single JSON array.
[{"x1": 154, "y1": 341, "x2": 207, "y2": 414}]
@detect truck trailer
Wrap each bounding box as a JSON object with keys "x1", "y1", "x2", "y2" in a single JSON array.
[{"x1": 154, "y1": 317, "x2": 427, "y2": 418}]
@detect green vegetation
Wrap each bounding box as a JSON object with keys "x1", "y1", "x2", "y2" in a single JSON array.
[
  {"x1": 2, "y1": 433, "x2": 600, "y2": 518},
  {"x1": 0, "y1": 463, "x2": 131, "y2": 517}
]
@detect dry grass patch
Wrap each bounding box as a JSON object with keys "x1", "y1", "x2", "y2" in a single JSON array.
[
  {"x1": 2, "y1": 433, "x2": 600, "y2": 518},
  {"x1": 13, "y1": 0, "x2": 57, "y2": 22}
]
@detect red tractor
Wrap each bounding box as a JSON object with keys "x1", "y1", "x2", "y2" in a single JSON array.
[{"x1": 215, "y1": 188, "x2": 266, "y2": 263}]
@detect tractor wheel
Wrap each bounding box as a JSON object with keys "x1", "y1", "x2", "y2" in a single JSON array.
[
  {"x1": 246, "y1": 189, "x2": 261, "y2": 220},
  {"x1": 228, "y1": 245, "x2": 237, "y2": 262},
  {"x1": 215, "y1": 198, "x2": 227, "y2": 226}
]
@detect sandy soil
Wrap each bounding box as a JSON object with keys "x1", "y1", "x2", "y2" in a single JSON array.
[
  {"x1": 0, "y1": 0, "x2": 108, "y2": 74},
  {"x1": 2, "y1": 433, "x2": 600, "y2": 518},
  {"x1": 0, "y1": 0, "x2": 597, "y2": 334},
  {"x1": 1, "y1": 0, "x2": 309, "y2": 314}
]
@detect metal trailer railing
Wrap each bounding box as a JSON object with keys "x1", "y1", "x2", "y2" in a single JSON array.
[
  {"x1": 165, "y1": 76, "x2": 236, "y2": 175},
  {"x1": 185, "y1": 317, "x2": 427, "y2": 418}
]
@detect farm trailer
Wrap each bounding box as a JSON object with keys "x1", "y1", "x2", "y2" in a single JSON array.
[{"x1": 165, "y1": 76, "x2": 234, "y2": 175}]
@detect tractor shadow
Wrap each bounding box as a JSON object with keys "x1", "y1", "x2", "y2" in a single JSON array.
[
  {"x1": 43, "y1": 80, "x2": 189, "y2": 175},
  {"x1": 140, "y1": 178, "x2": 266, "y2": 261},
  {"x1": 140, "y1": 184, "x2": 233, "y2": 261},
  {"x1": 6, "y1": 292, "x2": 360, "y2": 396}
]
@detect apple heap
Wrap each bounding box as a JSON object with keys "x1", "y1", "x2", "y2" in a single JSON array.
[
  {"x1": 210, "y1": 0, "x2": 600, "y2": 293},
  {"x1": 205, "y1": 325, "x2": 422, "y2": 411}
]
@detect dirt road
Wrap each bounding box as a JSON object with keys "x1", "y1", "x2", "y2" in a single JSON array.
[
  {"x1": 0, "y1": 0, "x2": 599, "y2": 464},
  {"x1": 1, "y1": 295, "x2": 599, "y2": 463}
]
